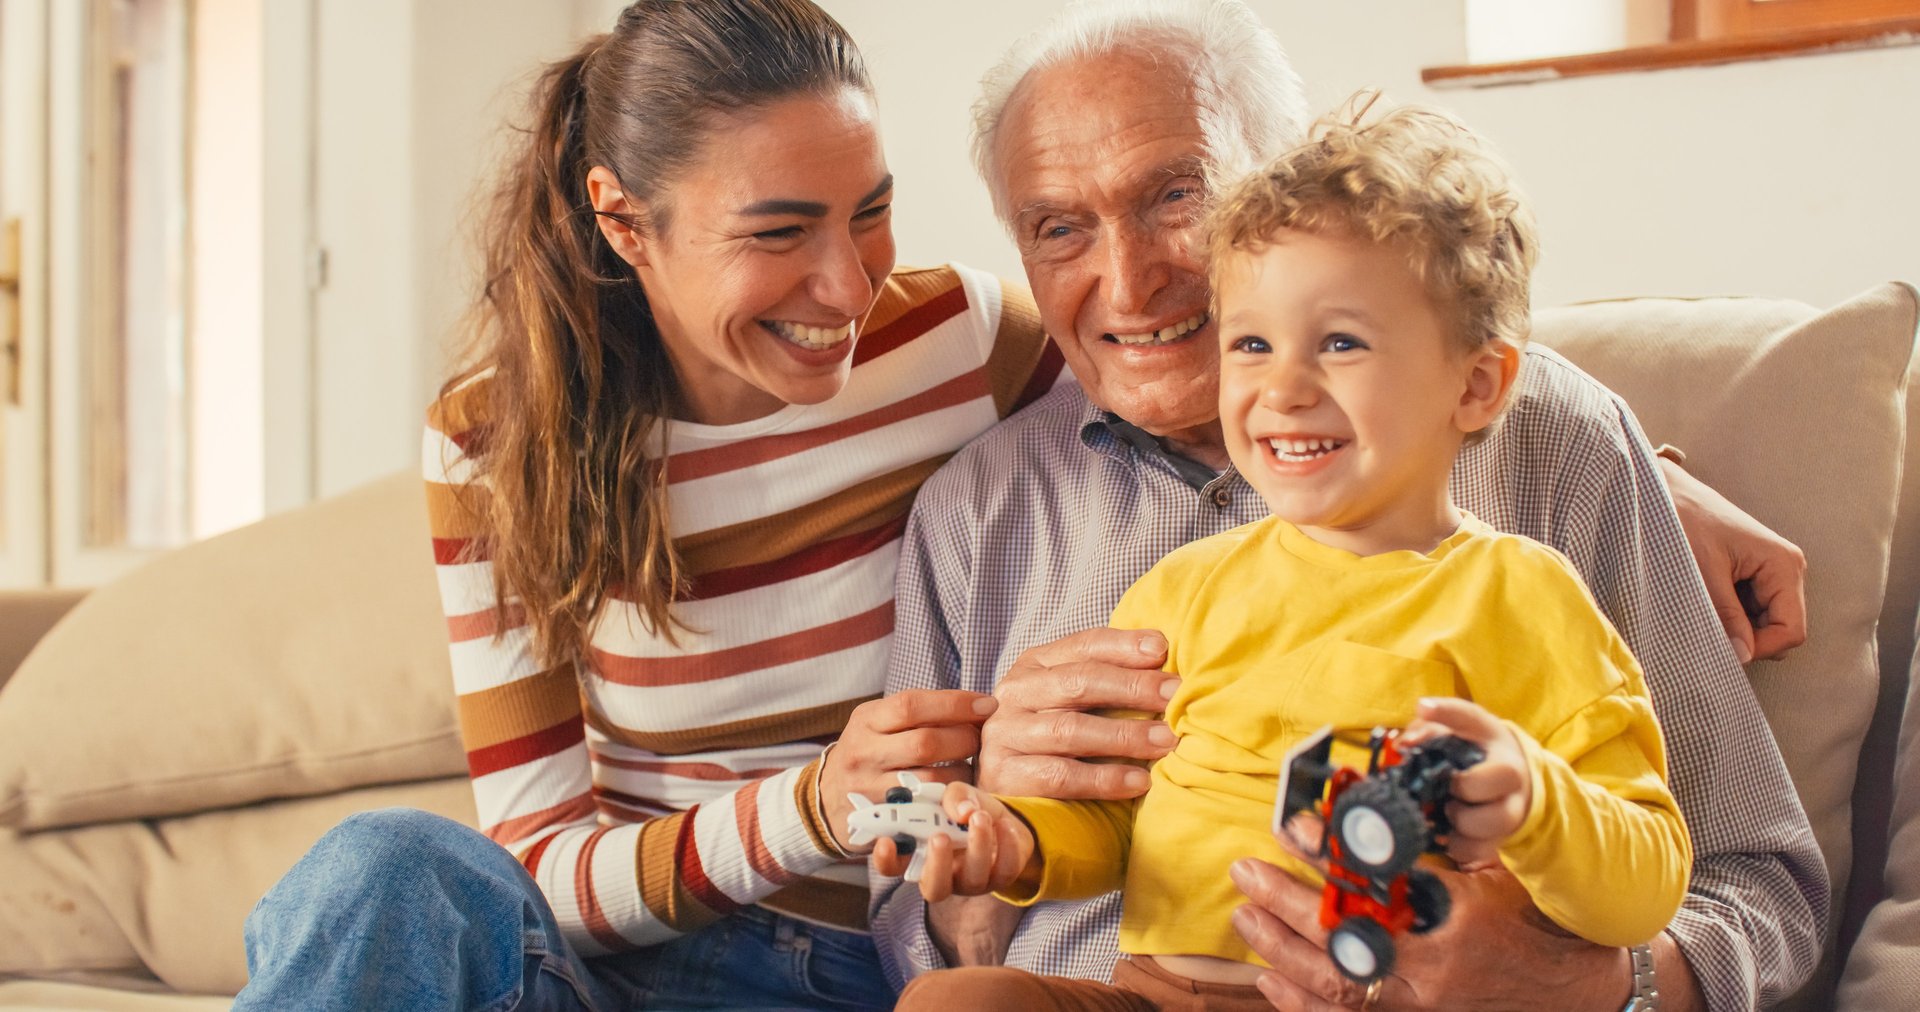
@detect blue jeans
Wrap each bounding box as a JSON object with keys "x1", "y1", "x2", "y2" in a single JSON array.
[{"x1": 235, "y1": 808, "x2": 891, "y2": 1011}]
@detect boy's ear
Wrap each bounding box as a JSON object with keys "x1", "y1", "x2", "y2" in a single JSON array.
[
  {"x1": 586, "y1": 165, "x2": 651, "y2": 269},
  {"x1": 1456, "y1": 340, "x2": 1521, "y2": 434}
]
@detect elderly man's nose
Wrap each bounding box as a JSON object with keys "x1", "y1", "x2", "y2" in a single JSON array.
[{"x1": 1103, "y1": 228, "x2": 1172, "y2": 315}]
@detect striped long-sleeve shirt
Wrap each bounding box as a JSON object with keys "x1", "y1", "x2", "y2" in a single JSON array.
[{"x1": 425, "y1": 264, "x2": 1060, "y2": 954}]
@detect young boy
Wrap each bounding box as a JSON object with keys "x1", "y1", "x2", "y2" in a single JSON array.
[{"x1": 885, "y1": 97, "x2": 1691, "y2": 1011}]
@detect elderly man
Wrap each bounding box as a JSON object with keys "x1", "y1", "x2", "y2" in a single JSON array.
[{"x1": 868, "y1": 1, "x2": 1825, "y2": 1010}]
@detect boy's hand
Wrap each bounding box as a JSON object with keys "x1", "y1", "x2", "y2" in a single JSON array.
[
  {"x1": 878, "y1": 782, "x2": 1037, "y2": 904},
  {"x1": 1402, "y1": 697, "x2": 1531, "y2": 866}
]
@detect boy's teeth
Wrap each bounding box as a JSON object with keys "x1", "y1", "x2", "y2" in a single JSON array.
[
  {"x1": 1266, "y1": 437, "x2": 1344, "y2": 461},
  {"x1": 1110, "y1": 311, "x2": 1209, "y2": 346},
  {"x1": 769, "y1": 320, "x2": 853, "y2": 349}
]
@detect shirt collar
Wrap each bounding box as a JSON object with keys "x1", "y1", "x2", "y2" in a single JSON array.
[{"x1": 1077, "y1": 398, "x2": 1227, "y2": 493}]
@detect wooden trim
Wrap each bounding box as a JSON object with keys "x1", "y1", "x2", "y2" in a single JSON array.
[
  {"x1": 1712, "y1": 0, "x2": 1920, "y2": 36},
  {"x1": 1425, "y1": 15, "x2": 1920, "y2": 88}
]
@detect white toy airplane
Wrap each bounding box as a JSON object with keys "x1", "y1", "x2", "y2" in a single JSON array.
[{"x1": 846, "y1": 771, "x2": 969, "y2": 882}]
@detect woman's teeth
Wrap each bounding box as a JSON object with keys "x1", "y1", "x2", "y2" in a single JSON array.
[
  {"x1": 1268, "y1": 437, "x2": 1345, "y2": 462},
  {"x1": 767, "y1": 320, "x2": 853, "y2": 349},
  {"x1": 1108, "y1": 312, "x2": 1209, "y2": 346}
]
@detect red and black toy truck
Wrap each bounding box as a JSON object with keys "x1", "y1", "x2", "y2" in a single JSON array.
[{"x1": 1275, "y1": 725, "x2": 1486, "y2": 984}]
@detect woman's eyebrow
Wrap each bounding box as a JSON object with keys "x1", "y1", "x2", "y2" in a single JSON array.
[{"x1": 736, "y1": 174, "x2": 894, "y2": 218}]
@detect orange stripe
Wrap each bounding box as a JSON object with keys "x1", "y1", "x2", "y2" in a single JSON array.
[
  {"x1": 677, "y1": 458, "x2": 940, "y2": 576},
  {"x1": 733, "y1": 778, "x2": 796, "y2": 887},
  {"x1": 758, "y1": 876, "x2": 871, "y2": 932},
  {"x1": 458, "y1": 662, "x2": 582, "y2": 753},
  {"x1": 637, "y1": 815, "x2": 684, "y2": 926},
  {"x1": 586, "y1": 696, "x2": 870, "y2": 756},
  {"x1": 792, "y1": 755, "x2": 839, "y2": 859},
  {"x1": 852, "y1": 284, "x2": 968, "y2": 366},
  {"x1": 589, "y1": 601, "x2": 894, "y2": 687},
  {"x1": 426, "y1": 371, "x2": 496, "y2": 440},
  {"x1": 664, "y1": 368, "x2": 991, "y2": 484},
  {"x1": 484, "y1": 792, "x2": 597, "y2": 847},
  {"x1": 984, "y1": 281, "x2": 1050, "y2": 416},
  {"x1": 424, "y1": 480, "x2": 490, "y2": 539},
  {"x1": 857, "y1": 265, "x2": 961, "y2": 339}
]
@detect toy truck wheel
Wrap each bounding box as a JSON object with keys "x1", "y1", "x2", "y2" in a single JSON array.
[
  {"x1": 1330, "y1": 779, "x2": 1426, "y2": 878},
  {"x1": 1328, "y1": 916, "x2": 1396, "y2": 984},
  {"x1": 884, "y1": 787, "x2": 914, "y2": 804},
  {"x1": 1407, "y1": 868, "x2": 1450, "y2": 934}
]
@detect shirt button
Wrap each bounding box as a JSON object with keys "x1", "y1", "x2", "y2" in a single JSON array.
[{"x1": 1211, "y1": 488, "x2": 1231, "y2": 507}]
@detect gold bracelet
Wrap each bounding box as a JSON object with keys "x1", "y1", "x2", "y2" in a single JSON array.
[{"x1": 810, "y1": 741, "x2": 853, "y2": 858}]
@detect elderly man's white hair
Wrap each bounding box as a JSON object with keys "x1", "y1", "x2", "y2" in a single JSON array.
[{"x1": 971, "y1": 0, "x2": 1309, "y2": 224}]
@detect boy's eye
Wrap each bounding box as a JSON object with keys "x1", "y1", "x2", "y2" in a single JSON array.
[
  {"x1": 1323, "y1": 333, "x2": 1366, "y2": 353},
  {"x1": 1231, "y1": 335, "x2": 1270, "y2": 354}
]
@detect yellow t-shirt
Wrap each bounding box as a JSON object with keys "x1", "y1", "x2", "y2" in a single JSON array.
[{"x1": 999, "y1": 514, "x2": 1690, "y2": 964}]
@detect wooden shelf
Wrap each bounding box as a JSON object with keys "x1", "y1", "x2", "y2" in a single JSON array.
[{"x1": 1423, "y1": 16, "x2": 1920, "y2": 89}]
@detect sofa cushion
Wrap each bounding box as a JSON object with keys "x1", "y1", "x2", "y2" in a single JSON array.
[
  {"x1": 0, "y1": 473, "x2": 462, "y2": 831},
  {"x1": 1838, "y1": 613, "x2": 1920, "y2": 1009},
  {"x1": 1533, "y1": 282, "x2": 1919, "y2": 995},
  {"x1": 0, "y1": 776, "x2": 476, "y2": 995}
]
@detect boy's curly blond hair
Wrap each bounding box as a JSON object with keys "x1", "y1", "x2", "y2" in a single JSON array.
[{"x1": 1207, "y1": 91, "x2": 1538, "y2": 353}]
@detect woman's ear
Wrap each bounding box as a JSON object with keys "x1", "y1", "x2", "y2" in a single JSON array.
[
  {"x1": 1456, "y1": 340, "x2": 1521, "y2": 434},
  {"x1": 586, "y1": 165, "x2": 650, "y2": 268}
]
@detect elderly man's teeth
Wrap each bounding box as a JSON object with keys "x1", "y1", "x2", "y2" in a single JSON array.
[
  {"x1": 1267, "y1": 437, "x2": 1345, "y2": 461},
  {"x1": 1109, "y1": 312, "x2": 1209, "y2": 346},
  {"x1": 767, "y1": 320, "x2": 853, "y2": 349}
]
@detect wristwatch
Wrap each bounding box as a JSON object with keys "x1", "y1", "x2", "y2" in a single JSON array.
[{"x1": 1622, "y1": 943, "x2": 1659, "y2": 1011}]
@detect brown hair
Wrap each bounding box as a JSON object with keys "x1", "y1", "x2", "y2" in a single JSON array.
[
  {"x1": 441, "y1": 0, "x2": 870, "y2": 668},
  {"x1": 1207, "y1": 91, "x2": 1538, "y2": 354}
]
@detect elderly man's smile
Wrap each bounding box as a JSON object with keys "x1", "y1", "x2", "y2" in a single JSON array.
[{"x1": 1103, "y1": 311, "x2": 1211, "y2": 346}]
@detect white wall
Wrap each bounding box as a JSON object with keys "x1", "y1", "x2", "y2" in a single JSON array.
[
  {"x1": 814, "y1": 0, "x2": 1918, "y2": 310},
  {"x1": 310, "y1": 1, "x2": 578, "y2": 499},
  {"x1": 317, "y1": 0, "x2": 1909, "y2": 501}
]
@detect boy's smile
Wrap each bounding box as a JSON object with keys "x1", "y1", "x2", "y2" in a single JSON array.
[{"x1": 1216, "y1": 227, "x2": 1513, "y2": 556}]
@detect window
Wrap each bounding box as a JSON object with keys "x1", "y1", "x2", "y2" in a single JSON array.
[{"x1": 1433, "y1": 0, "x2": 1920, "y2": 87}]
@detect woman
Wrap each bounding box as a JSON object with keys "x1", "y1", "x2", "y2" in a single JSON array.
[{"x1": 235, "y1": 2, "x2": 1058, "y2": 1009}]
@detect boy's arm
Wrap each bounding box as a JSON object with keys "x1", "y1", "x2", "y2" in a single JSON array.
[
  {"x1": 993, "y1": 795, "x2": 1139, "y2": 904},
  {"x1": 1498, "y1": 696, "x2": 1692, "y2": 947}
]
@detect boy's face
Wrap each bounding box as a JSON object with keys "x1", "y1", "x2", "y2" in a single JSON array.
[{"x1": 1216, "y1": 228, "x2": 1512, "y2": 551}]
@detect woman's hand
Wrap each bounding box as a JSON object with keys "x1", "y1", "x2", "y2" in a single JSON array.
[
  {"x1": 877, "y1": 782, "x2": 1036, "y2": 904},
  {"x1": 821, "y1": 690, "x2": 996, "y2": 853}
]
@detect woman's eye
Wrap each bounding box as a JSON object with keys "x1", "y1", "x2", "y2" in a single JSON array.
[
  {"x1": 754, "y1": 226, "x2": 803, "y2": 241},
  {"x1": 856, "y1": 203, "x2": 891, "y2": 222}
]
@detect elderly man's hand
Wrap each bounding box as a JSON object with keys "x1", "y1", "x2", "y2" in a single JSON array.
[
  {"x1": 1228, "y1": 824, "x2": 1705, "y2": 1012},
  {"x1": 1660, "y1": 457, "x2": 1807, "y2": 663},
  {"x1": 976, "y1": 627, "x2": 1180, "y2": 797}
]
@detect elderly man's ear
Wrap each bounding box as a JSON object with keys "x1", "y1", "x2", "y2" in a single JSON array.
[
  {"x1": 587, "y1": 165, "x2": 651, "y2": 268},
  {"x1": 1455, "y1": 340, "x2": 1522, "y2": 434}
]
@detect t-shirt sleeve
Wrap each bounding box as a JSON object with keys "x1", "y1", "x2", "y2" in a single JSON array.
[{"x1": 1472, "y1": 539, "x2": 1692, "y2": 947}]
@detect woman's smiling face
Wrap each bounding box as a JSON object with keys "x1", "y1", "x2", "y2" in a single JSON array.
[{"x1": 596, "y1": 86, "x2": 896, "y2": 426}]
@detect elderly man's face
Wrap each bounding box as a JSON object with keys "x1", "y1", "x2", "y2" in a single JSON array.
[{"x1": 995, "y1": 49, "x2": 1220, "y2": 444}]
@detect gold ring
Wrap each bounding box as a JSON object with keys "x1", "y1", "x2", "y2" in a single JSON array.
[{"x1": 1362, "y1": 978, "x2": 1384, "y2": 1010}]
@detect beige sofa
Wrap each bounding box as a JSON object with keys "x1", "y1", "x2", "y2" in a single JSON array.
[{"x1": 1, "y1": 285, "x2": 1915, "y2": 1010}]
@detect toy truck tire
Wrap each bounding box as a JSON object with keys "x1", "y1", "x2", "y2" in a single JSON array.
[
  {"x1": 1407, "y1": 868, "x2": 1449, "y2": 934},
  {"x1": 1329, "y1": 916, "x2": 1395, "y2": 984},
  {"x1": 1331, "y1": 779, "x2": 1426, "y2": 878}
]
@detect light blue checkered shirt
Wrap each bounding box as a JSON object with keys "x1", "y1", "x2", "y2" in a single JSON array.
[{"x1": 871, "y1": 346, "x2": 1825, "y2": 1012}]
